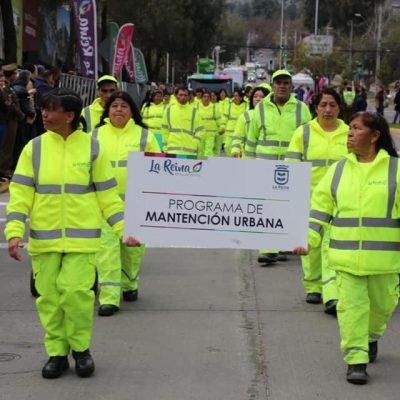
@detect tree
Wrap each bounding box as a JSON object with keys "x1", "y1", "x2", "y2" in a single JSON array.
[{"x1": 0, "y1": 0, "x2": 17, "y2": 64}]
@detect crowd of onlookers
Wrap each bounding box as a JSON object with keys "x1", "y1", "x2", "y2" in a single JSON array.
[{"x1": 0, "y1": 62, "x2": 62, "y2": 192}]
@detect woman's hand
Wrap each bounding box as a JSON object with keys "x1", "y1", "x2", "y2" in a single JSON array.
[
  {"x1": 292, "y1": 246, "x2": 309, "y2": 256},
  {"x1": 8, "y1": 237, "x2": 24, "y2": 261},
  {"x1": 123, "y1": 236, "x2": 142, "y2": 247}
]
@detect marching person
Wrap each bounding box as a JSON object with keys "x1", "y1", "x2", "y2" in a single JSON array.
[
  {"x1": 81, "y1": 75, "x2": 118, "y2": 132},
  {"x1": 286, "y1": 88, "x2": 349, "y2": 314},
  {"x1": 245, "y1": 69, "x2": 312, "y2": 264},
  {"x1": 294, "y1": 112, "x2": 400, "y2": 385},
  {"x1": 92, "y1": 91, "x2": 160, "y2": 316},
  {"x1": 5, "y1": 88, "x2": 140, "y2": 379},
  {"x1": 162, "y1": 86, "x2": 204, "y2": 156},
  {"x1": 231, "y1": 86, "x2": 270, "y2": 158}
]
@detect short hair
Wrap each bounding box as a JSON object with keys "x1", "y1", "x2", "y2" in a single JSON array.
[{"x1": 40, "y1": 88, "x2": 83, "y2": 130}]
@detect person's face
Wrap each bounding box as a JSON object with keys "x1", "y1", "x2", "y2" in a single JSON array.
[
  {"x1": 202, "y1": 93, "x2": 210, "y2": 106},
  {"x1": 177, "y1": 89, "x2": 189, "y2": 105},
  {"x1": 210, "y1": 92, "x2": 218, "y2": 103},
  {"x1": 273, "y1": 77, "x2": 292, "y2": 103},
  {"x1": 316, "y1": 94, "x2": 340, "y2": 122},
  {"x1": 153, "y1": 93, "x2": 163, "y2": 104},
  {"x1": 252, "y1": 90, "x2": 265, "y2": 107},
  {"x1": 220, "y1": 91, "x2": 226, "y2": 100},
  {"x1": 109, "y1": 98, "x2": 132, "y2": 128},
  {"x1": 348, "y1": 116, "x2": 380, "y2": 154},
  {"x1": 233, "y1": 92, "x2": 242, "y2": 104},
  {"x1": 196, "y1": 91, "x2": 203, "y2": 99},
  {"x1": 98, "y1": 82, "x2": 117, "y2": 106},
  {"x1": 42, "y1": 105, "x2": 74, "y2": 133},
  {"x1": 163, "y1": 94, "x2": 170, "y2": 104}
]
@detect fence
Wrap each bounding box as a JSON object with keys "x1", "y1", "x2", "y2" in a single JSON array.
[{"x1": 59, "y1": 74, "x2": 148, "y2": 108}]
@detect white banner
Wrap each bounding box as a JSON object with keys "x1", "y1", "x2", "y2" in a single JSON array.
[{"x1": 124, "y1": 154, "x2": 311, "y2": 250}]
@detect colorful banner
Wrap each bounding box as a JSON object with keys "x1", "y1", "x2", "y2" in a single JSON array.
[
  {"x1": 124, "y1": 154, "x2": 311, "y2": 250},
  {"x1": 133, "y1": 47, "x2": 149, "y2": 84},
  {"x1": 124, "y1": 44, "x2": 135, "y2": 83},
  {"x1": 112, "y1": 23, "x2": 135, "y2": 76},
  {"x1": 71, "y1": 0, "x2": 98, "y2": 79},
  {"x1": 107, "y1": 22, "x2": 119, "y2": 72}
]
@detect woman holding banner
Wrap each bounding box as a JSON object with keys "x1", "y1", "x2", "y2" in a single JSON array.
[{"x1": 93, "y1": 91, "x2": 160, "y2": 316}]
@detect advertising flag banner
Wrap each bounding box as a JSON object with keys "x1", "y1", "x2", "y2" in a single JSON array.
[
  {"x1": 124, "y1": 154, "x2": 312, "y2": 250},
  {"x1": 71, "y1": 0, "x2": 98, "y2": 79},
  {"x1": 133, "y1": 47, "x2": 149, "y2": 84},
  {"x1": 112, "y1": 23, "x2": 135, "y2": 76},
  {"x1": 124, "y1": 44, "x2": 135, "y2": 82}
]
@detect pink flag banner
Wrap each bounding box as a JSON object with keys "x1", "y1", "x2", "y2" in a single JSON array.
[
  {"x1": 124, "y1": 44, "x2": 135, "y2": 82},
  {"x1": 112, "y1": 23, "x2": 135, "y2": 76},
  {"x1": 71, "y1": 0, "x2": 98, "y2": 79}
]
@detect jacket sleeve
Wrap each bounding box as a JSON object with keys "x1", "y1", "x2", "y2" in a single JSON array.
[
  {"x1": 308, "y1": 165, "x2": 336, "y2": 248},
  {"x1": 231, "y1": 113, "x2": 246, "y2": 156},
  {"x1": 92, "y1": 140, "x2": 125, "y2": 238},
  {"x1": 5, "y1": 142, "x2": 35, "y2": 240},
  {"x1": 161, "y1": 109, "x2": 170, "y2": 147},
  {"x1": 244, "y1": 107, "x2": 260, "y2": 159},
  {"x1": 285, "y1": 126, "x2": 304, "y2": 162}
]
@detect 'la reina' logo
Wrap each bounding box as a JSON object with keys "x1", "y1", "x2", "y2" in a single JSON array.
[
  {"x1": 149, "y1": 159, "x2": 203, "y2": 175},
  {"x1": 273, "y1": 165, "x2": 290, "y2": 189},
  {"x1": 79, "y1": 0, "x2": 92, "y2": 15}
]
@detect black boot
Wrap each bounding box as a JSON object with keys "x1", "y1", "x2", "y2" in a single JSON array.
[
  {"x1": 72, "y1": 349, "x2": 95, "y2": 377},
  {"x1": 369, "y1": 341, "x2": 378, "y2": 363},
  {"x1": 123, "y1": 289, "x2": 138, "y2": 302},
  {"x1": 305, "y1": 292, "x2": 322, "y2": 304},
  {"x1": 324, "y1": 300, "x2": 338, "y2": 316},
  {"x1": 42, "y1": 356, "x2": 69, "y2": 379},
  {"x1": 98, "y1": 304, "x2": 119, "y2": 316},
  {"x1": 346, "y1": 364, "x2": 368, "y2": 385}
]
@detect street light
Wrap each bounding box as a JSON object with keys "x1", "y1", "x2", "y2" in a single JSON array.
[{"x1": 348, "y1": 13, "x2": 366, "y2": 71}]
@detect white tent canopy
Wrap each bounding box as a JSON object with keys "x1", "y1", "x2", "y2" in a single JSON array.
[{"x1": 292, "y1": 72, "x2": 314, "y2": 87}]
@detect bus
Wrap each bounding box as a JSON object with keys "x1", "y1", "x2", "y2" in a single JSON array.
[{"x1": 187, "y1": 73, "x2": 234, "y2": 96}]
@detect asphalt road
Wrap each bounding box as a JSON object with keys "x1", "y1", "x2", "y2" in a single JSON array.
[{"x1": 1, "y1": 191, "x2": 400, "y2": 400}]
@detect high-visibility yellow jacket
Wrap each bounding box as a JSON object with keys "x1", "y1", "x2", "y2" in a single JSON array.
[
  {"x1": 81, "y1": 98, "x2": 104, "y2": 132},
  {"x1": 285, "y1": 118, "x2": 349, "y2": 191},
  {"x1": 220, "y1": 101, "x2": 248, "y2": 138},
  {"x1": 231, "y1": 109, "x2": 254, "y2": 156},
  {"x1": 245, "y1": 93, "x2": 312, "y2": 160},
  {"x1": 5, "y1": 130, "x2": 124, "y2": 255},
  {"x1": 218, "y1": 98, "x2": 230, "y2": 120},
  {"x1": 162, "y1": 103, "x2": 204, "y2": 155},
  {"x1": 309, "y1": 149, "x2": 400, "y2": 275},
  {"x1": 196, "y1": 103, "x2": 221, "y2": 137},
  {"x1": 141, "y1": 102, "x2": 166, "y2": 134},
  {"x1": 92, "y1": 118, "x2": 161, "y2": 197}
]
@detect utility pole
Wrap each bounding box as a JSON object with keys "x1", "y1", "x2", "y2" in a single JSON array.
[
  {"x1": 314, "y1": 0, "x2": 319, "y2": 35},
  {"x1": 279, "y1": 0, "x2": 284, "y2": 67},
  {"x1": 349, "y1": 19, "x2": 354, "y2": 70},
  {"x1": 375, "y1": 2, "x2": 383, "y2": 88},
  {"x1": 166, "y1": 52, "x2": 169, "y2": 84}
]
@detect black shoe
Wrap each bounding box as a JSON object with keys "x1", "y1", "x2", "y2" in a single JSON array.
[
  {"x1": 98, "y1": 304, "x2": 119, "y2": 316},
  {"x1": 123, "y1": 289, "x2": 138, "y2": 302},
  {"x1": 324, "y1": 300, "x2": 338, "y2": 315},
  {"x1": 258, "y1": 253, "x2": 278, "y2": 265},
  {"x1": 306, "y1": 292, "x2": 322, "y2": 304},
  {"x1": 277, "y1": 252, "x2": 288, "y2": 261},
  {"x1": 346, "y1": 363, "x2": 368, "y2": 385},
  {"x1": 72, "y1": 349, "x2": 95, "y2": 377},
  {"x1": 369, "y1": 341, "x2": 378, "y2": 363},
  {"x1": 42, "y1": 356, "x2": 69, "y2": 379}
]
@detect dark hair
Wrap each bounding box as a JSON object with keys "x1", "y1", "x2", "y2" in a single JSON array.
[
  {"x1": 219, "y1": 88, "x2": 228, "y2": 98},
  {"x1": 22, "y1": 63, "x2": 36, "y2": 74},
  {"x1": 314, "y1": 87, "x2": 342, "y2": 108},
  {"x1": 97, "y1": 90, "x2": 147, "y2": 129},
  {"x1": 40, "y1": 88, "x2": 83, "y2": 130},
  {"x1": 14, "y1": 70, "x2": 31, "y2": 86},
  {"x1": 232, "y1": 89, "x2": 244, "y2": 103},
  {"x1": 176, "y1": 86, "x2": 189, "y2": 94},
  {"x1": 350, "y1": 111, "x2": 398, "y2": 157},
  {"x1": 249, "y1": 87, "x2": 270, "y2": 110}
]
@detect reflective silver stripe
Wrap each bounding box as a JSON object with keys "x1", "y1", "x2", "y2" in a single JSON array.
[
  {"x1": 259, "y1": 103, "x2": 267, "y2": 140},
  {"x1": 65, "y1": 228, "x2": 101, "y2": 238},
  {"x1": 330, "y1": 239, "x2": 359, "y2": 250},
  {"x1": 139, "y1": 127, "x2": 148, "y2": 151},
  {"x1": 331, "y1": 159, "x2": 347, "y2": 203},
  {"x1": 107, "y1": 211, "x2": 124, "y2": 226},
  {"x1": 65, "y1": 184, "x2": 95, "y2": 194},
  {"x1": 167, "y1": 146, "x2": 197, "y2": 154},
  {"x1": 90, "y1": 137, "x2": 99, "y2": 162},
  {"x1": 30, "y1": 229, "x2": 62, "y2": 239},
  {"x1": 191, "y1": 108, "x2": 196, "y2": 133},
  {"x1": 167, "y1": 107, "x2": 171, "y2": 128},
  {"x1": 232, "y1": 135, "x2": 243, "y2": 141},
  {"x1": 12, "y1": 174, "x2": 35, "y2": 186},
  {"x1": 327, "y1": 159, "x2": 337, "y2": 165},
  {"x1": 194, "y1": 125, "x2": 204, "y2": 133},
  {"x1": 169, "y1": 128, "x2": 194, "y2": 135},
  {"x1": 92, "y1": 127, "x2": 99, "y2": 138},
  {"x1": 281, "y1": 141, "x2": 290, "y2": 146},
  {"x1": 285, "y1": 151, "x2": 302, "y2": 160},
  {"x1": 303, "y1": 124, "x2": 310, "y2": 159},
  {"x1": 232, "y1": 144, "x2": 242, "y2": 149},
  {"x1": 343, "y1": 347, "x2": 368, "y2": 356},
  {"x1": 7, "y1": 211, "x2": 27, "y2": 223},
  {"x1": 332, "y1": 217, "x2": 359, "y2": 227},
  {"x1": 369, "y1": 333, "x2": 381, "y2": 340},
  {"x1": 304, "y1": 275, "x2": 321, "y2": 282},
  {"x1": 310, "y1": 159, "x2": 335, "y2": 166},
  {"x1": 244, "y1": 111, "x2": 250, "y2": 125},
  {"x1": 84, "y1": 107, "x2": 92, "y2": 132},
  {"x1": 295, "y1": 101, "x2": 302, "y2": 127},
  {"x1": 310, "y1": 210, "x2": 332, "y2": 222},
  {"x1": 245, "y1": 150, "x2": 256, "y2": 157},
  {"x1": 387, "y1": 157, "x2": 398, "y2": 218},
  {"x1": 36, "y1": 184, "x2": 62, "y2": 194},
  {"x1": 94, "y1": 178, "x2": 116, "y2": 191},
  {"x1": 118, "y1": 160, "x2": 128, "y2": 167},
  {"x1": 309, "y1": 222, "x2": 323, "y2": 234},
  {"x1": 322, "y1": 276, "x2": 336, "y2": 286},
  {"x1": 32, "y1": 136, "x2": 41, "y2": 186},
  {"x1": 362, "y1": 241, "x2": 400, "y2": 251},
  {"x1": 362, "y1": 217, "x2": 400, "y2": 228},
  {"x1": 100, "y1": 282, "x2": 121, "y2": 287},
  {"x1": 111, "y1": 161, "x2": 116, "y2": 167},
  {"x1": 258, "y1": 140, "x2": 280, "y2": 146},
  {"x1": 246, "y1": 139, "x2": 257, "y2": 147},
  {"x1": 255, "y1": 153, "x2": 279, "y2": 160}
]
